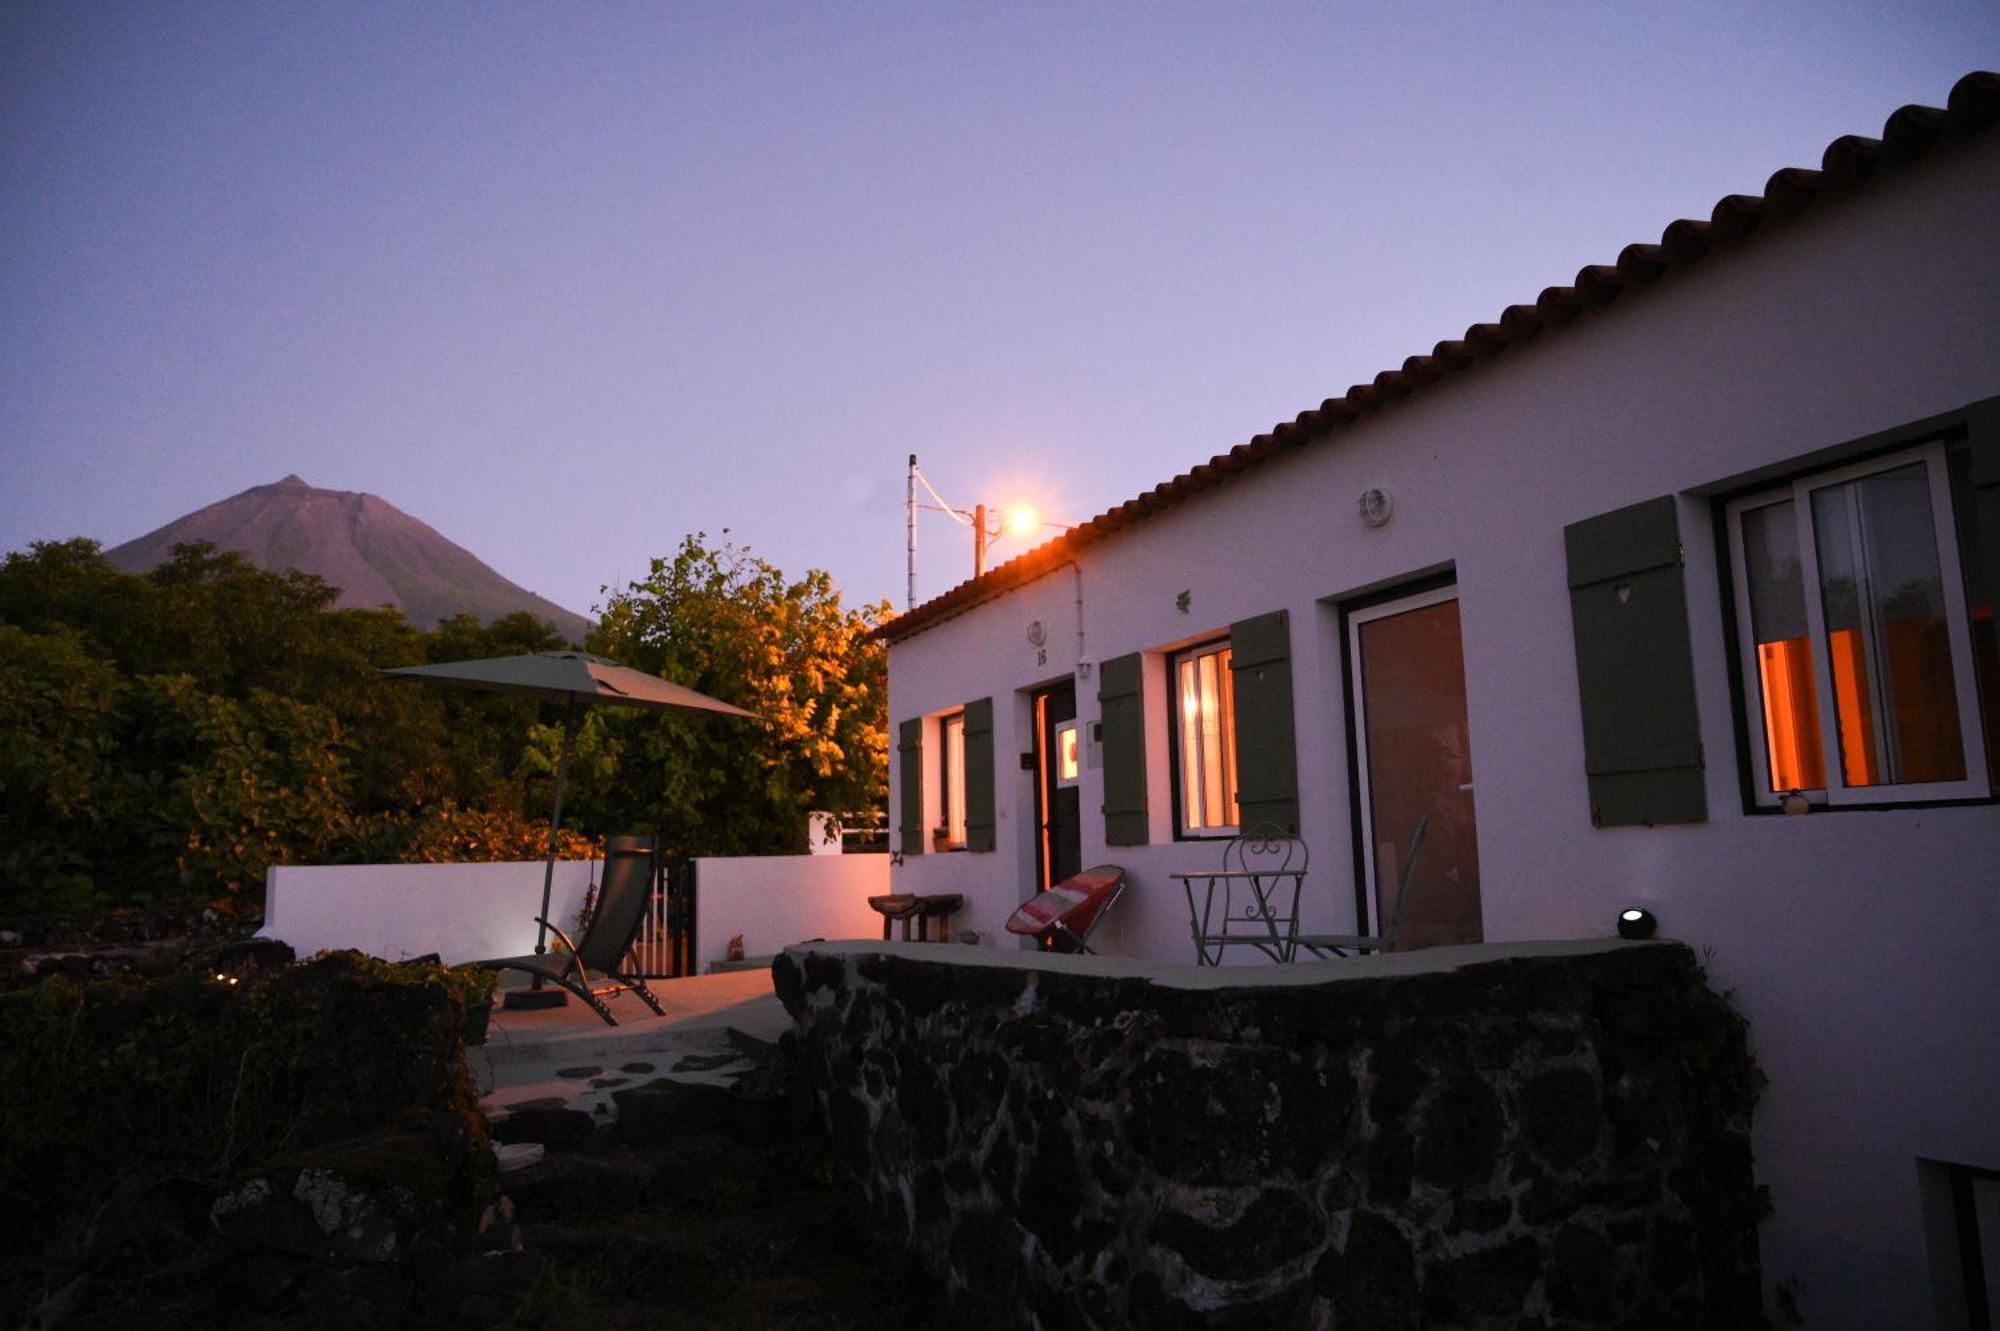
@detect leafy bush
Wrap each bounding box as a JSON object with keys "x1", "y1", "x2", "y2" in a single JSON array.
[{"x1": 0, "y1": 952, "x2": 495, "y2": 1323}]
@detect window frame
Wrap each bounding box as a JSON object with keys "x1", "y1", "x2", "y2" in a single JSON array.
[
  {"x1": 1168, "y1": 638, "x2": 1241, "y2": 839},
  {"x1": 1724, "y1": 439, "x2": 1991, "y2": 809},
  {"x1": 936, "y1": 710, "x2": 967, "y2": 850}
]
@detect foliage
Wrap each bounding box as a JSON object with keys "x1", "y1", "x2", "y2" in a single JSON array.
[
  {"x1": 586, "y1": 532, "x2": 890, "y2": 856},
  {"x1": 0, "y1": 625, "x2": 128, "y2": 911},
  {"x1": 128, "y1": 675, "x2": 356, "y2": 896},
  {"x1": 352, "y1": 800, "x2": 598, "y2": 865},
  {"x1": 0, "y1": 951, "x2": 493, "y2": 1323},
  {"x1": 0, "y1": 532, "x2": 887, "y2": 911},
  {"x1": 0, "y1": 542, "x2": 581, "y2": 913}
]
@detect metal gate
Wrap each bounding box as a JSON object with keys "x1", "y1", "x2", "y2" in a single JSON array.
[{"x1": 633, "y1": 857, "x2": 697, "y2": 978}]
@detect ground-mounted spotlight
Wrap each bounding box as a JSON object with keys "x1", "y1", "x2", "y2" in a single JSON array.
[{"x1": 1617, "y1": 907, "x2": 1658, "y2": 940}]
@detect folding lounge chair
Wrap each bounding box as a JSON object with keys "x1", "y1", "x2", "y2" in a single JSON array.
[
  {"x1": 1294, "y1": 814, "x2": 1427, "y2": 959},
  {"x1": 1005, "y1": 866, "x2": 1128, "y2": 954},
  {"x1": 471, "y1": 834, "x2": 667, "y2": 1026}
]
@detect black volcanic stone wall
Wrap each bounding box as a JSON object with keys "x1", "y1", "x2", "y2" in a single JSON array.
[{"x1": 773, "y1": 941, "x2": 1764, "y2": 1330}]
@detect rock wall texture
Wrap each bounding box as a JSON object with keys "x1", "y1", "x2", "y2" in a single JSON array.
[{"x1": 774, "y1": 940, "x2": 1765, "y2": 1330}]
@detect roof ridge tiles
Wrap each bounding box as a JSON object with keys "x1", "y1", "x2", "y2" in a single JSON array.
[{"x1": 878, "y1": 70, "x2": 2000, "y2": 643}]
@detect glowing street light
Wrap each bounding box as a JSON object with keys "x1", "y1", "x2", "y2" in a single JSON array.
[{"x1": 905, "y1": 456, "x2": 1073, "y2": 607}]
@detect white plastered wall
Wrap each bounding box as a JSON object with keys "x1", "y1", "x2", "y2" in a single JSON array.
[
  {"x1": 885, "y1": 135, "x2": 2000, "y2": 1327},
  {"x1": 261, "y1": 853, "x2": 889, "y2": 969}
]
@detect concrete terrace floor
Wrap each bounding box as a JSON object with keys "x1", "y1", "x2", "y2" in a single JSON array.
[{"x1": 472, "y1": 968, "x2": 789, "y2": 1128}]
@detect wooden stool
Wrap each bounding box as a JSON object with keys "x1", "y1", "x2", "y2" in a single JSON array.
[
  {"x1": 867, "y1": 894, "x2": 923, "y2": 940},
  {"x1": 914, "y1": 893, "x2": 965, "y2": 943}
]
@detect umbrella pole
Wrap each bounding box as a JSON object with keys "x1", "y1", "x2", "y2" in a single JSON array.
[
  {"x1": 534, "y1": 703, "x2": 574, "y2": 955},
  {"x1": 507, "y1": 699, "x2": 576, "y2": 1011}
]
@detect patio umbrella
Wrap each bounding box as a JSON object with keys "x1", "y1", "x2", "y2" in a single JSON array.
[{"x1": 382, "y1": 651, "x2": 756, "y2": 1004}]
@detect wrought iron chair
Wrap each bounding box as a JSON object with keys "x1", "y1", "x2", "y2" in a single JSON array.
[
  {"x1": 1294, "y1": 813, "x2": 1428, "y2": 959},
  {"x1": 1176, "y1": 822, "x2": 1310, "y2": 964},
  {"x1": 471, "y1": 834, "x2": 667, "y2": 1026}
]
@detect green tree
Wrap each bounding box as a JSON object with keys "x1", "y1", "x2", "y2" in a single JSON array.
[
  {"x1": 123, "y1": 676, "x2": 355, "y2": 899},
  {"x1": 0, "y1": 626, "x2": 129, "y2": 911},
  {"x1": 585, "y1": 533, "x2": 889, "y2": 855}
]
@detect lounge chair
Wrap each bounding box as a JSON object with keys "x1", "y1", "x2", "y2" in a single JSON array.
[
  {"x1": 1294, "y1": 814, "x2": 1428, "y2": 959},
  {"x1": 471, "y1": 834, "x2": 667, "y2": 1026},
  {"x1": 1005, "y1": 866, "x2": 1128, "y2": 954}
]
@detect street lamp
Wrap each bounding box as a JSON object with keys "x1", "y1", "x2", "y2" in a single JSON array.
[{"x1": 905, "y1": 455, "x2": 1072, "y2": 608}]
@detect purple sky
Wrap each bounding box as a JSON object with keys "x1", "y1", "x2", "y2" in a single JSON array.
[{"x1": 4, "y1": 5, "x2": 1996, "y2": 620}]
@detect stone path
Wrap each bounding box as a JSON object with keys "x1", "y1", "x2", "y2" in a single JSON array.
[{"x1": 463, "y1": 984, "x2": 938, "y2": 1329}]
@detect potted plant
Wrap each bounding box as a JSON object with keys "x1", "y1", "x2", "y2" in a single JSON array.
[{"x1": 447, "y1": 965, "x2": 497, "y2": 1046}]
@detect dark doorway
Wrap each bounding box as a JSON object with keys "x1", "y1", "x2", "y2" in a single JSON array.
[{"x1": 1033, "y1": 682, "x2": 1082, "y2": 891}]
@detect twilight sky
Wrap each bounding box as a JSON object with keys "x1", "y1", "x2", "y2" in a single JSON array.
[{"x1": 4, "y1": 4, "x2": 1996, "y2": 620}]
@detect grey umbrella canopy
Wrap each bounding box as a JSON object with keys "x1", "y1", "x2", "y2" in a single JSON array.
[
  {"x1": 383, "y1": 651, "x2": 756, "y2": 995},
  {"x1": 381, "y1": 650, "x2": 757, "y2": 718}
]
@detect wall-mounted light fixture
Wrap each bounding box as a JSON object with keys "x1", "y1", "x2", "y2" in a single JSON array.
[
  {"x1": 1359, "y1": 486, "x2": 1394, "y2": 528},
  {"x1": 1617, "y1": 907, "x2": 1658, "y2": 940}
]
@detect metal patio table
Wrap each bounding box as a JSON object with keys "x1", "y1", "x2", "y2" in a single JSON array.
[{"x1": 1171, "y1": 866, "x2": 1309, "y2": 965}]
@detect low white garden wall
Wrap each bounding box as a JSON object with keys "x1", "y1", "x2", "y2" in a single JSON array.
[
  {"x1": 694, "y1": 853, "x2": 888, "y2": 965},
  {"x1": 260, "y1": 853, "x2": 891, "y2": 970},
  {"x1": 260, "y1": 859, "x2": 601, "y2": 966}
]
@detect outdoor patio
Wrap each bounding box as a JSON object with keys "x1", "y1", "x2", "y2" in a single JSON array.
[{"x1": 476, "y1": 967, "x2": 787, "y2": 1128}]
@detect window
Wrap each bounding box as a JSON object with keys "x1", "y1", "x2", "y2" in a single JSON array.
[
  {"x1": 1172, "y1": 642, "x2": 1240, "y2": 835},
  {"x1": 938, "y1": 711, "x2": 966, "y2": 848},
  {"x1": 1727, "y1": 442, "x2": 1992, "y2": 807},
  {"x1": 1054, "y1": 719, "x2": 1080, "y2": 786}
]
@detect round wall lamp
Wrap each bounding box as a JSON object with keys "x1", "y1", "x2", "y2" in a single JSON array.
[
  {"x1": 1617, "y1": 907, "x2": 1659, "y2": 940},
  {"x1": 1358, "y1": 486, "x2": 1394, "y2": 528}
]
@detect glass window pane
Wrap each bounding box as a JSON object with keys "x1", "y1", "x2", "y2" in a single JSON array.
[
  {"x1": 1199, "y1": 653, "x2": 1225, "y2": 823},
  {"x1": 1741, "y1": 501, "x2": 1825, "y2": 791},
  {"x1": 1178, "y1": 657, "x2": 1203, "y2": 829},
  {"x1": 1175, "y1": 645, "x2": 1240, "y2": 833},
  {"x1": 1217, "y1": 648, "x2": 1239, "y2": 827},
  {"x1": 1810, "y1": 462, "x2": 1966, "y2": 786},
  {"x1": 943, "y1": 715, "x2": 966, "y2": 843}
]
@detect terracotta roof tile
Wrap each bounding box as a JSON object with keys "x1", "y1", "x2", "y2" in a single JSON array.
[{"x1": 878, "y1": 72, "x2": 2000, "y2": 643}]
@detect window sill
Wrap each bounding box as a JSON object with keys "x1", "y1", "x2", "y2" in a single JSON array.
[{"x1": 1743, "y1": 792, "x2": 1997, "y2": 816}]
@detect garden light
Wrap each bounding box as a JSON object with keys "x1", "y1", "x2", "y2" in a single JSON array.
[{"x1": 1617, "y1": 908, "x2": 1658, "y2": 940}]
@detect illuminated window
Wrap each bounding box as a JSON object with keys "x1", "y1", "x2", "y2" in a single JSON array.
[
  {"x1": 1727, "y1": 442, "x2": 1992, "y2": 807},
  {"x1": 1055, "y1": 720, "x2": 1079, "y2": 786},
  {"x1": 938, "y1": 711, "x2": 966, "y2": 847},
  {"x1": 1172, "y1": 642, "x2": 1240, "y2": 835}
]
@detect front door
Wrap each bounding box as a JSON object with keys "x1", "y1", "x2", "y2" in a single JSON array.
[
  {"x1": 1347, "y1": 586, "x2": 1483, "y2": 949},
  {"x1": 1033, "y1": 683, "x2": 1081, "y2": 890}
]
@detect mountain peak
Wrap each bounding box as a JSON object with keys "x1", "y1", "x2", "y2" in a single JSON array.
[{"x1": 104, "y1": 478, "x2": 591, "y2": 641}]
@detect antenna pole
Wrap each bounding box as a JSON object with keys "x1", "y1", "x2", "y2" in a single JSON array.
[{"x1": 906, "y1": 454, "x2": 918, "y2": 611}]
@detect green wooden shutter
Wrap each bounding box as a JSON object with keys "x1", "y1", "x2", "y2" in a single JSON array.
[
  {"x1": 1098, "y1": 653, "x2": 1148, "y2": 845},
  {"x1": 897, "y1": 717, "x2": 924, "y2": 855},
  {"x1": 1229, "y1": 610, "x2": 1301, "y2": 833},
  {"x1": 1564, "y1": 497, "x2": 1706, "y2": 826},
  {"x1": 1966, "y1": 400, "x2": 2000, "y2": 674},
  {"x1": 962, "y1": 697, "x2": 996, "y2": 852}
]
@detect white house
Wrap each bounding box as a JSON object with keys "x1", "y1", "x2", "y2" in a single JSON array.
[{"x1": 878, "y1": 73, "x2": 2000, "y2": 1328}]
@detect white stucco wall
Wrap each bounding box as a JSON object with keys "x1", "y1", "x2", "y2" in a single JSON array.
[
  {"x1": 694, "y1": 852, "x2": 889, "y2": 964},
  {"x1": 260, "y1": 859, "x2": 600, "y2": 965},
  {"x1": 260, "y1": 852, "x2": 890, "y2": 970},
  {"x1": 886, "y1": 136, "x2": 2000, "y2": 1327}
]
